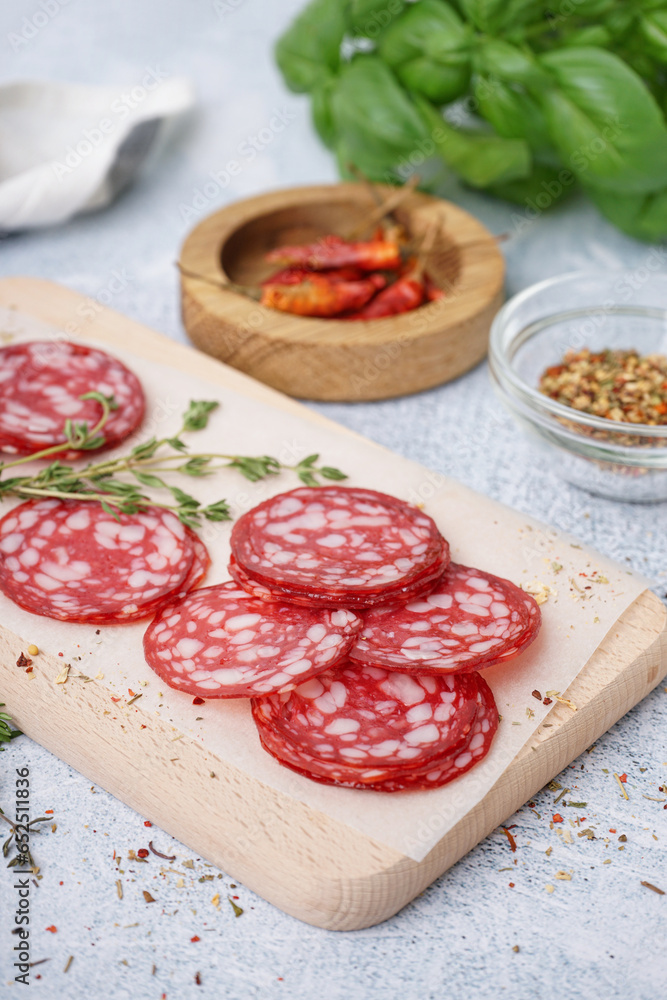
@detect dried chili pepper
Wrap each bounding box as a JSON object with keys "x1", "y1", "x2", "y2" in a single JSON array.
[
  {"x1": 261, "y1": 265, "x2": 365, "y2": 286},
  {"x1": 344, "y1": 257, "x2": 426, "y2": 320},
  {"x1": 261, "y1": 272, "x2": 386, "y2": 317},
  {"x1": 266, "y1": 233, "x2": 402, "y2": 272}
]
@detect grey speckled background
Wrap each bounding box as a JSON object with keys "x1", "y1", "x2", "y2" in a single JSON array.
[{"x1": 0, "y1": 2, "x2": 666, "y2": 998}]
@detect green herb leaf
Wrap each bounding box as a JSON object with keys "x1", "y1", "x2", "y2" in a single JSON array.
[
  {"x1": 0, "y1": 706, "x2": 21, "y2": 744},
  {"x1": 418, "y1": 96, "x2": 532, "y2": 188},
  {"x1": 178, "y1": 457, "x2": 213, "y2": 477},
  {"x1": 131, "y1": 437, "x2": 160, "y2": 460},
  {"x1": 228, "y1": 456, "x2": 281, "y2": 482},
  {"x1": 297, "y1": 470, "x2": 319, "y2": 486},
  {"x1": 378, "y1": 0, "x2": 471, "y2": 105},
  {"x1": 181, "y1": 400, "x2": 220, "y2": 432},
  {"x1": 80, "y1": 390, "x2": 119, "y2": 411},
  {"x1": 169, "y1": 486, "x2": 200, "y2": 509},
  {"x1": 536, "y1": 47, "x2": 667, "y2": 194},
  {"x1": 166, "y1": 437, "x2": 188, "y2": 452},
  {"x1": 275, "y1": 0, "x2": 346, "y2": 93},
  {"x1": 319, "y1": 466, "x2": 347, "y2": 481},
  {"x1": 132, "y1": 471, "x2": 168, "y2": 490},
  {"x1": 203, "y1": 500, "x2": 232, "y2": 522}
]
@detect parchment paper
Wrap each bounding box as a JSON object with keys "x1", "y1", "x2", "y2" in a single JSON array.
[{"x1": 0, "y1": 308, "x2": 650, "y2": 862}]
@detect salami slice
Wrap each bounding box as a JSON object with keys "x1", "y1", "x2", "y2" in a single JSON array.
[
  {"x1": 0, "y1": 340, "x2": 145, "y2": 456},
  {"x1": 350, "y1": 563, "x2": 541, "y2": 673},
  {"x1": 143, "y1": 582, "x2": 362, "y2": 697},
  {"x1": 229, "y1": 547, "x2": 449, "y2": 609},
  {"x1": 230, "y1": 487, "x2": 449, "y2": 609},
  {"x1": 0, "y1": 499, "x2": 200, "y2": 623},
  {"x1": 252, "y1": 662, "x2": 482, "y2": 776},
  {"x1": 179, "y1": 529, "x2": 211, "y2": 596},
  {"x1": 253, "y1": 669, "x2": 498, "y2": 791}
]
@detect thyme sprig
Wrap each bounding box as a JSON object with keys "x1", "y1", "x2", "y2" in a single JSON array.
[
  {"x1": 0, "y1": 704, "x2": 21, "y2": 744},
  {"x1": 0, "y1": 398, "x2": 347, "y2": 527}
]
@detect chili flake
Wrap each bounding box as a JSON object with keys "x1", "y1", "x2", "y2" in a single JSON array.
[{"x1": 539, "y1": 348, "x2": 667, "y2": 425}]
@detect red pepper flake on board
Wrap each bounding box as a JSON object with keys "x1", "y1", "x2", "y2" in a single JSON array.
[
  {"x1": 144, "y1": 821, "x2": 152, "y2": 828},
  {"x1": 16, "y1": 653, "x2": 32, "y2": 668},
  {"x1": 192, "y1": 697, "x2": 205, "y2": 705},
  {"x1": 46, "y1": 925, "x2": 57, "y2": 933},
  {"x1": 553, "y1": 814, "x2": 564, "y2": 823},
  {"x1": 619, "y1": 773, "x2": 628, "y2": 782},
  {"x1": 191, "y1": 936, "x2": 200, "y2": 943},
  {"x1": 137, "y1": 849, "x2": 149, "y2": 859}
]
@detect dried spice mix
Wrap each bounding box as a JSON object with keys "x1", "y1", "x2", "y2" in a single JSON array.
[{"x1": 539, "y1": 349, "x2": 667, "y2": 425}]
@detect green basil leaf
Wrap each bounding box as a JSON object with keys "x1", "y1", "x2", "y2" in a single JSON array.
[
  {"x1": 311, "y1": 77, "x2": 338, "y2": 149},
  {"x1": 585, "y1": 184, "x2": 667, "y2": 241},
  {"x1": 346, "y1": 0, "x2": 406, "y2": 37},
  {"x1": 417, "y1": 96, "x2": 531, "y2": 188},
  {"x1": 473, "y1": 38, "x2": 545, "y2": 87},
  {"x1": 640, "y1": 10, "x2": 667, "y2": 63},
  {"x1": 378, "y1": 0, "x2": 471, "y2": 103},
  {"x1": 456, "y1": 0, "x2": 543, "y2": 33},
  {"x1": 560, "y1": 26, "x2": 613, "y2": 48},
  {"x1": 536, "y1": 47, "x2": 667, "y2": 194},
  {"x1": 396, "y1": 58, "x2": 470, "y2": 104},
  {"x1": 472, "y1": 75, "x2": 556, "y2": 163},
  {"x1": 331, "y1": 56, "x2": 429, "y2": 181},
  {"x1": 602, "y1": 5, "x2": 638, "y2": 39},
  {"x1": 379, "y1": 0, "x2": 468, "y2": 66},
  {"x1": 275, "y1": 0, "x2": 346, "y2": 94},
  {"x1": 487, "y1": 162, "x2": 578, "y2": 208}
]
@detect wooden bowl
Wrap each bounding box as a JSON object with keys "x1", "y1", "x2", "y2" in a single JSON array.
[{"x1": 179, "y1": 183, "x2": 505, "y2": 402}]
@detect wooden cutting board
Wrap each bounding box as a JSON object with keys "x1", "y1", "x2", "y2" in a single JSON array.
[{"x1": 0, "y1": 277, "x2": 665, "y2": 931}]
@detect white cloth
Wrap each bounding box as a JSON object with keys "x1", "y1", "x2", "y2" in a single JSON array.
[{"x1": 0, "y1": 74, "x2": 194, "y2": 230}]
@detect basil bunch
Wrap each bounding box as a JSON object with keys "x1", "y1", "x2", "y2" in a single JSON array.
[{"x1": 276, "y1": 0, "x2": 667, "y2": 241}]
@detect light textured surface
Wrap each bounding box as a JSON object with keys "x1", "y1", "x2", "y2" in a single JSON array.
[{"x1": 0, "y1": 1, "x2": 666, "y2": 997}]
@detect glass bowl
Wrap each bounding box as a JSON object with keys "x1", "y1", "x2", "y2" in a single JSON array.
[{"x1": 489, "y1": 272, "x2": 667, "y2": 502}]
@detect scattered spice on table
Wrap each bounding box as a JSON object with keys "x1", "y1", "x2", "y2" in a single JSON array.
[
  {"x1": 640, "y1": 881, "x2": 665, "y2": 895},
  {"x1": 539, "y1": 348, "x2": 667, "y2": 424},
  {"x1": 614, "y1": 772, "x2": 630, "y2": 800}
]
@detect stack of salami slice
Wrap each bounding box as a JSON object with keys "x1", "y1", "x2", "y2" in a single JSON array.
[{"x1": 144, "y1": 486, "x2": 542, "y2": 794}]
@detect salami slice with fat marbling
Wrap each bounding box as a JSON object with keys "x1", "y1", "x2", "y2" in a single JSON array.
[
  {"x1": 143, "y1": 581, "x2": 362, "y2": 697},
  {"x1": 228, "y1": 547, "x2": 449, "y2": 609},
  {"x1": 350, "y1": 563, "x2": 541, "y2": 673},
  {"x1": 252, "y1": 666, "x2": 498, "y2": 791},
  {"x1": 0, "y1": 499, "x2": 201, "y2": 623},
  {"x1": 230, "y1": 486, "x2": 449, "y2": 609},
  {"x1": 0, "y1": 340, "x2": 145, "y2": 456},
  {"x1": 252, "y1": 662, "x2": 483, "y2": 776}
]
